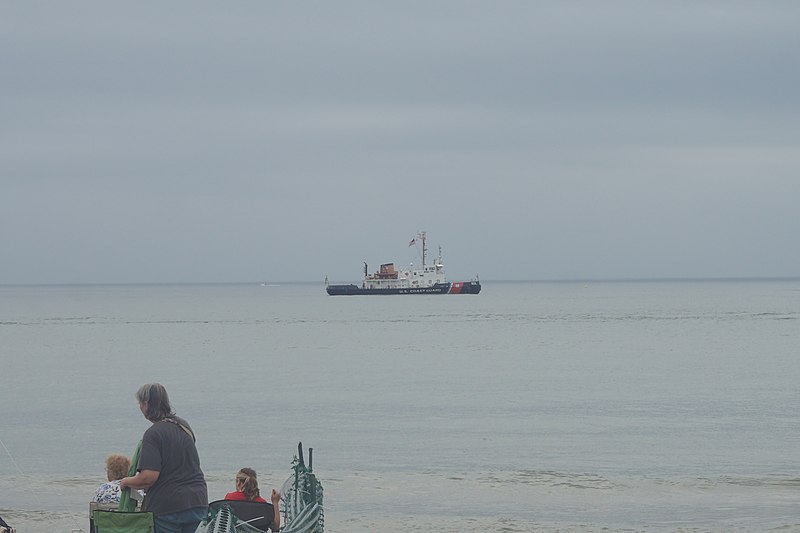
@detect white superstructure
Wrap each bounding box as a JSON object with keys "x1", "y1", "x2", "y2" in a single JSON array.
[{"x1": 362, "y1": 231, "x2": 447, "y2": 290}]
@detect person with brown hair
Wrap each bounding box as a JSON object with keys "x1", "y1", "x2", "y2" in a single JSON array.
[
  {"x1": 224, "y1": 467, "x2": 281, "y2": 530},
  {"x1": 92, "y1": 453, "x2": 131, "y2": 503}
]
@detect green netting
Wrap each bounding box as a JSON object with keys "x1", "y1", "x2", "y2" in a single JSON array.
[
  {"x1": 92, "y1": 510, "x2": 154, "y2": 533},
  {"x1": 281, "y1": 443, "x2": 324, "y2": 533}
]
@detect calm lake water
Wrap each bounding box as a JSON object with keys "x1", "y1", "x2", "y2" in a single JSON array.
[{"x1": 1, "y1": 280, "x2": 799, "y2": 532}]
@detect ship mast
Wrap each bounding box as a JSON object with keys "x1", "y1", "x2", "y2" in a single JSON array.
[{"x1": 419, "y1": 231, "x2": 427, "y2": 268}]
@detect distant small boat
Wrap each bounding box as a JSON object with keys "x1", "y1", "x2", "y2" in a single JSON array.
[{"x1": 325, "y1": 232, "x2": 481, "y2": 296}]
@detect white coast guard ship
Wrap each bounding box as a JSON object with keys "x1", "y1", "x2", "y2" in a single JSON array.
[{"x1": 325, "y1": 232, "x2": 481, "y2": 296}]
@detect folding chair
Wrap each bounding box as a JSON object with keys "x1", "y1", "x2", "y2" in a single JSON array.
[
  {"x1": 92, "y1": 509, "x2": 154, "y2": 533},
  {"x1": 208, "y1": 500, "x2": 275, "y2": 532},
  {"x1": 89, "y1": 502, "x2": 118, "y2": 533}
]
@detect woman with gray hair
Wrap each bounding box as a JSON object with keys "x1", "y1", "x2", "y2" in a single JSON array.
[{"x1": 120, "y1": 383, "x2": 208, "y2": 533}]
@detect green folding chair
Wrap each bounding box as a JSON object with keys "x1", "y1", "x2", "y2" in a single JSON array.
[{"x1": 92, "y1": 510, "x2": 154, "y2": 533}]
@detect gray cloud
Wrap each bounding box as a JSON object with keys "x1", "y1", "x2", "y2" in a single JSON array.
[{"x1": 2, "y1": 1, "x2": 798, "y2": 283}]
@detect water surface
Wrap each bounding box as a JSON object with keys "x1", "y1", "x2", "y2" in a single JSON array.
[{"x1": 1, "y1": 280, "x2": 799, "y2": 532}]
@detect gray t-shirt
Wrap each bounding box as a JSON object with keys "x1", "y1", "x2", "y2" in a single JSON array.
[{"x1": 138, "y1": 417, "x2": 208, "y2": 516}]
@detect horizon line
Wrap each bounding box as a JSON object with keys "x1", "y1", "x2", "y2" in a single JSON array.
[{"x1": 2, "y1": 275, "x2": 799, "y2": 288}]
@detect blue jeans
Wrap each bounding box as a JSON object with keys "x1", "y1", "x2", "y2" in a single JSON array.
[{"x1": 154, "y1": 506, "x2": 207, "y2": 533}]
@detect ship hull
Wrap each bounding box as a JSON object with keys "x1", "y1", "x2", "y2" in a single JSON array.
[{"x1": 327, "y1": 281, "x2": 481, "y2": 296}]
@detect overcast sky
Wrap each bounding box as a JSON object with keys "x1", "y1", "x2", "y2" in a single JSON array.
[{"x1": 2, "y1": 2, "x2": 798, "y2": 284}]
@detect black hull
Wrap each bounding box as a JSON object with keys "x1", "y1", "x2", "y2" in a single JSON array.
[{"x1": 327, "y1": 281, "x2": 481, "y2": 296}]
